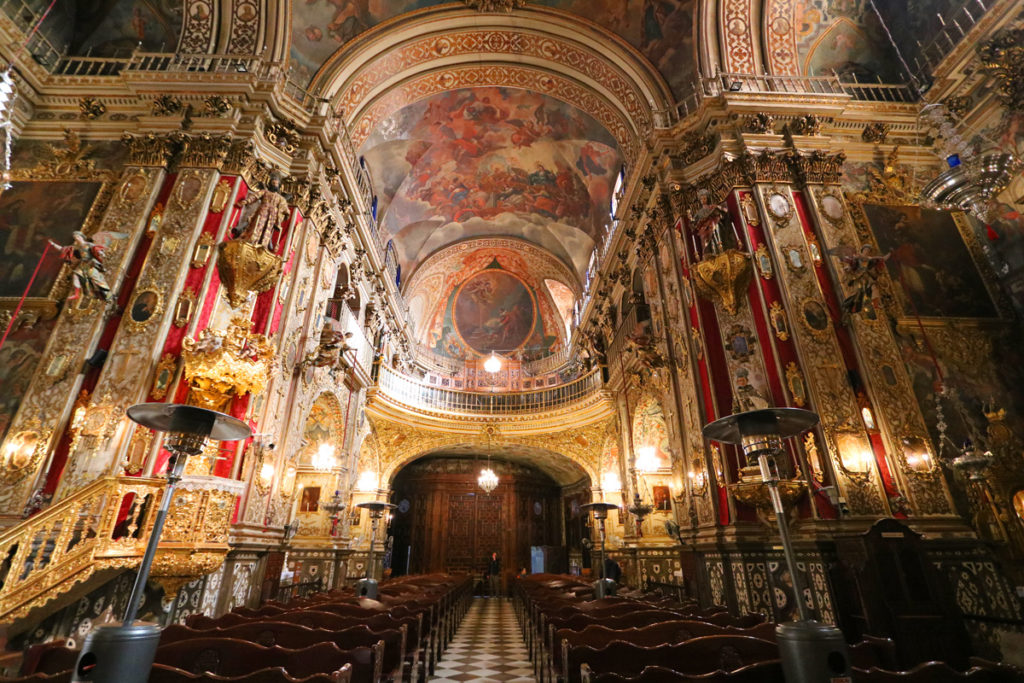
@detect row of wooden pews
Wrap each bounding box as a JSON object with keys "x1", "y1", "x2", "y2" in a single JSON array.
[
  {"x1": 513, "y1": 574, "x2": 1023, "y2": 683},
  {"x1": 3, "y1": 573, "x2": 473, "y2": 683}
]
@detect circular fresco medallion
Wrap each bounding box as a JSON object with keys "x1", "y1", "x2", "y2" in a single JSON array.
[{"x1": 453, "y1": 269, "x2": 536, "y2": 355}]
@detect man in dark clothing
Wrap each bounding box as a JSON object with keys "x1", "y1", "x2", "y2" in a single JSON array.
[
  {"x1": 486, "y1": 552, "x2": 500, "y2": 597},
  {"x1": 604, "y1": 557, "x2": 622, "y2": 583}
]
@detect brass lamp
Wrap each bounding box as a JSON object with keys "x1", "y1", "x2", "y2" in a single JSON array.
[
  {"x1": 703, "y1": 408, "x2": 852, "y2": 683},
  {"x1": 580, "y1": 501, "x2": 620, "y2": 598},
  {"x1": 356, "y1": 500, "x2": 397, "y2": 599},
  {"x1": 73, "y1": 403, "x2": 250, "y2": 683}
]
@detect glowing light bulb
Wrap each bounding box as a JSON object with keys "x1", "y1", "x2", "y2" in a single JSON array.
[{"x1": 483, "y1": 352, "x2": 502, "y2": 373}]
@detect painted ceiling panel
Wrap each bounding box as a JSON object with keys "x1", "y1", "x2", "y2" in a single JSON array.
[
  {"x1": 405, "y1": 238, "x2": 577, "y2": 361},
  {"x1": 289, "y1": 0, "x2": 696, "y2": 97},
  {"x1": 360, "y1": 86, "x2": 622, "y2": 278}
]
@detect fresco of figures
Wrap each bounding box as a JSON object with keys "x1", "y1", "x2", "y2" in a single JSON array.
[
  {"x1": 406, "y1": 241, "x2": 572, "y2": 361},
  {"x1": 290, "y1": 0, "x2": 696, "y2": 96},
  {"x1": 360, "y1": 87, "x2": 622, "y2": 277}
]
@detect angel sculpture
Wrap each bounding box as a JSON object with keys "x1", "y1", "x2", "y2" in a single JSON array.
[
  {"x1": 232, "y1": 172, "x2": 290, "y2": 250},
  {"x1": 48, "y1": 230, "x2": 125, "y2": 302},
  {"x1": 828, "y1": 244, "x2": 890, "y2": 321},
  {"x1": 307, "y1": 323, "x2": 353, "y2": 369}
]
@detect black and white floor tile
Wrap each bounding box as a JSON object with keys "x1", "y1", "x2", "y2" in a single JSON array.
[{"x1": 429, "y1": 598, "x2": 535, "y2": 682}]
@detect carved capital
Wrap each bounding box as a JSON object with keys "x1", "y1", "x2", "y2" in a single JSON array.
[
  {"x1": 121, "y1": 133, "x2": 175, "y2": 167},
  {"x1": 175, "y1": 132, "x2": 233, "y2": 169}
]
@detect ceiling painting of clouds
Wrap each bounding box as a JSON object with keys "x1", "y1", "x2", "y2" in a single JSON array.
[{"x1": 359, "y1": 86, "x2": 622, "y2": 278}]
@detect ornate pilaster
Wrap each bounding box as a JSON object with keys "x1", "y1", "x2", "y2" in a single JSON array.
[{"x1": 57, "y1": 163, "x2": 221, "y2": 496}]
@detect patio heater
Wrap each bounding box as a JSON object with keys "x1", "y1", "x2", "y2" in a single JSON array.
[
  {"x1": 580, "y1": 501, "x2": 619, "y2": 598},
  {"x1": 355, "y1": 500, "x2": 397, "y2": 600},
  {"x1": 703, "y1": 408, "x2": 851, "y2": 683},
  {"x1": 73, "y1": 403, "x2": 251, "y2": 683}
]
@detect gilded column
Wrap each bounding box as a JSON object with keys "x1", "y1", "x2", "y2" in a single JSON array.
[{"x1": 57, "y1": 135, "x2": 231, "y2": 496}]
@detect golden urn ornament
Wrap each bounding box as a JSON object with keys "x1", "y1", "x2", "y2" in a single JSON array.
[
  {"x1": 216, "y1": 239, "x2": 283, "y2": 308},
  {"x1": 181, "y1": 316, "x2": 276, "y2": 411},
  {"x1": 693, "y1": 249, "x2": 753, "y2": 315}
]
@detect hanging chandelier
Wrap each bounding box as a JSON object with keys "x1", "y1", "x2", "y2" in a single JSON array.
[
  {"x1": 478, "y1": 466, "x2": 499, "y2": 493},
  {"x1": 312, "y1": 442, "x2": 337, "y2": 472},
  {"x1": 483, "y1": 351, "x2": 502, "y2": 373},
  {"x1": 478, "y1": 425, "x2": 499, "y2": 493},
  {"x1": 917, "y1": 103, "x2": 1022, "y2": 222}
]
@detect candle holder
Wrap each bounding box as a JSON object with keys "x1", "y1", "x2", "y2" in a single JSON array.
[
  {"x1": 73, "y1": 404, "x2": 250, "y2": 683},
  {"x1": 322, "y1": 490, "x2": 346, "y2": 537},
  {"x1": 581, "y1": 501, "x2": 619, "y2": 598},
  {"x1": 703, "y1": 408, "x2": 851, "y2": 683},
  {"x1": 356, "y1": 501, "x2": 396, "y2": 599}
]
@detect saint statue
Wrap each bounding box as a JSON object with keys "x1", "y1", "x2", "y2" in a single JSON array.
[
  {"x1": 233, "y1": 173, "x2": 290, "y2": 250},
  {"x1": 48, "y1": 230, "x2": 120, "y2": 301}
]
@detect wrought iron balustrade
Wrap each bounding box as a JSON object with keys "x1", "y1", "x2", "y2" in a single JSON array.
[{"x1": 375, "y1": 364, "x2": 604, "y2": 415}]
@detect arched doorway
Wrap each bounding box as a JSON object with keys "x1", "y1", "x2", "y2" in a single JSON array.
[{"x1": 387, "y1": 449, "x2": 592, "y2": 581}]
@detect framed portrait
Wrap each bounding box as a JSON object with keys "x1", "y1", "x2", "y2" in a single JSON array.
[
  {"x1": 768, "y1": 301, "x2": 789, "y2": 341},
  {"x1": 151, "y1": 353, "x2": 177, "y2": 400},
  {"x1": 652, "y1": 485, "x2": 671, "y2": 512},
  {"x1": 818, "y1": 190, "x2": 845, "y2": 226},
  {"x1": 857, "y1": 203, "x2": 999, "y2": 319},
  {"x1": 191, "y1": 232, "x2": 215, "y2": 269},
  {"x1": 766, "y1": 190, "x2": 794, "y2": 224},
  {"x1": 755, "y1": 243, "x2": 773, "y2": 280},
  {"x1": 725, "y1": 324, "x2": 755, "y2": 360},
  {"x1": 300, "y1": 486, "x2": 321, "y2": 513},
  {"x1": 174, "y1": 170, "x2": 205, "y2": 208},
  {"x1": 785, "y1": 362, "x2": 807, "y2": 407},
  {"x1": 800, "y1": 299, "x2": 830, "y2": 335},
  {"x1": 129, "y1": 289, "x2": 161, "y2": 327}
]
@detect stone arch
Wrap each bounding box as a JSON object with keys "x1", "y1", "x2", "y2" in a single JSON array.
[
  {"x1": 368, "y1": 416, "x2": 616, "y2": 490},
  {"x1": 312, "y1": 8, "x2": 674, "y2": 166}
]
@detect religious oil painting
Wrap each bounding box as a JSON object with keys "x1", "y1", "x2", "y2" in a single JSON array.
[
  {"x1": 0, "y1": 181, "x2": 103, "y2": 298},
  {"x1": 861, "y1": 204, "x2": 997, "y2": 319},
  {"x1": 0, "y1": 318, "x2": 57, "y2": 446},
  {"x1": 454, "y1": 268, "x2": 536, "y2": 355}
]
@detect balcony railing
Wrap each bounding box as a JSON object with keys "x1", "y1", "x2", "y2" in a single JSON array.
[
  {"x1": 411, "y1": 342, "x2": 574, "y2": 379},
  {"x1": 376, "y1": 364, "x2": 604, "y2": 415}
]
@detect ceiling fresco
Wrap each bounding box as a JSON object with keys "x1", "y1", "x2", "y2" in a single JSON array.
[
  {"x1": 70, "y1": 0, "x2": 184, "y2": 56},
  {"x1": 289, "y1": 1, "x2": 696, "y2": 97},
  {"x1": 360, "y1": 86, "x2": 621, "y2": 279},
  {"x1": 795, "y1": 0, "x2": 901, "y2": 81},
  {"x1": 405, "y1": 239, "x2": 575, "y2": 361}
]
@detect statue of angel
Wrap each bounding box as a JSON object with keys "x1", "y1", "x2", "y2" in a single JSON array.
[
  {"x1": 828, "y1": 244, "x2": 890, "y2": 321},
  {"x1": 48, "y1": 230, "x2": 125, "y2": 302},
  {"x1": 232, "y1": 172, "x2": 290, "y2": 250}
]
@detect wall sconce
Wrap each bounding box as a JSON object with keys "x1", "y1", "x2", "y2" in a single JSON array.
[
  {"x1": 356, "y1": 470, "x2": 378, "y2": 492},
  {"x1": 688, "y1": 469, "x2": 708, "y2": 496},
  {"x1": 902, "y1": 436, "x2": 935, "y2": 474},
  {"x1": 835, "y1": 431, "x2": 874, "y2": 479},
  {"x1": 601, "y1": 471, "x2": 622, "y2": 492},
  {"x1": 635, "y1": 446, "x2": 660, "y2": 473},
  {"x1": 259, "y1": 461, "x2": 275, "y2": 489}
]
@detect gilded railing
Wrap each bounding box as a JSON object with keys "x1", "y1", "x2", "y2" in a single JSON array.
[
  {"x1": 0, "y1": 475, "x2": 164, "y2": 624},
  {"x1": 375, "y1": 364, "x2": 603, "y2": 416}
]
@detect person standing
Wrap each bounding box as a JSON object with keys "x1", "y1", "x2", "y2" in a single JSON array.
[{"x1": 487, "y1": 552, "x2": 500, "y2": 597}]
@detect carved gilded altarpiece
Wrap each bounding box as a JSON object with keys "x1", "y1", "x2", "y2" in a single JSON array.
[
  {"x1": 0, "y1": 138, "x2": 165, "y2": 517},
  {"x1": 754, "y1": 182, "x2": 888, "y2": 516},
  {"x1": 809, "y1": 158, "x2": 957, "y2": 515},
  {"x1": 59, "y1": 168, "x2": 219, "y2": 496}
]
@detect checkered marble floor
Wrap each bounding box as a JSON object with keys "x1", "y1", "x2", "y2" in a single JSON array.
[{"x1": 429, "y1": 597, "x2": 535, "y2": 682}]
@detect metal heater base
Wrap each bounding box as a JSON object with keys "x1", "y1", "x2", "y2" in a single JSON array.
[
  {"x1": 72, "y1": 623, "x2": 161, "y2": 683},
  {"x1": 776, "y1": 620, "x2": 851, "y2": 683},
  {"x1": 592, "y1": 578, "x2": 617, "y2": 598},
  {"x1": 356, "y1": 577, "x2": 379, "y2": 600}
]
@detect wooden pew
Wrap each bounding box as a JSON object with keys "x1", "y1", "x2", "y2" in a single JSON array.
[
  {"x1": 852, "y1": 661, "x2": 1024, "y2": 683},
  {"x1": 569, "y1": 635, "x2": 780, "y2": 682},
  {"x1": 148, "y1": 664, "x2": 353, "y2": 682},
  {"x1": 579, "y1": 660, "x2": 786, "y2": 682},
  {"x1": 152, "y1": 639, "x2": 382, "y2": 683}
]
